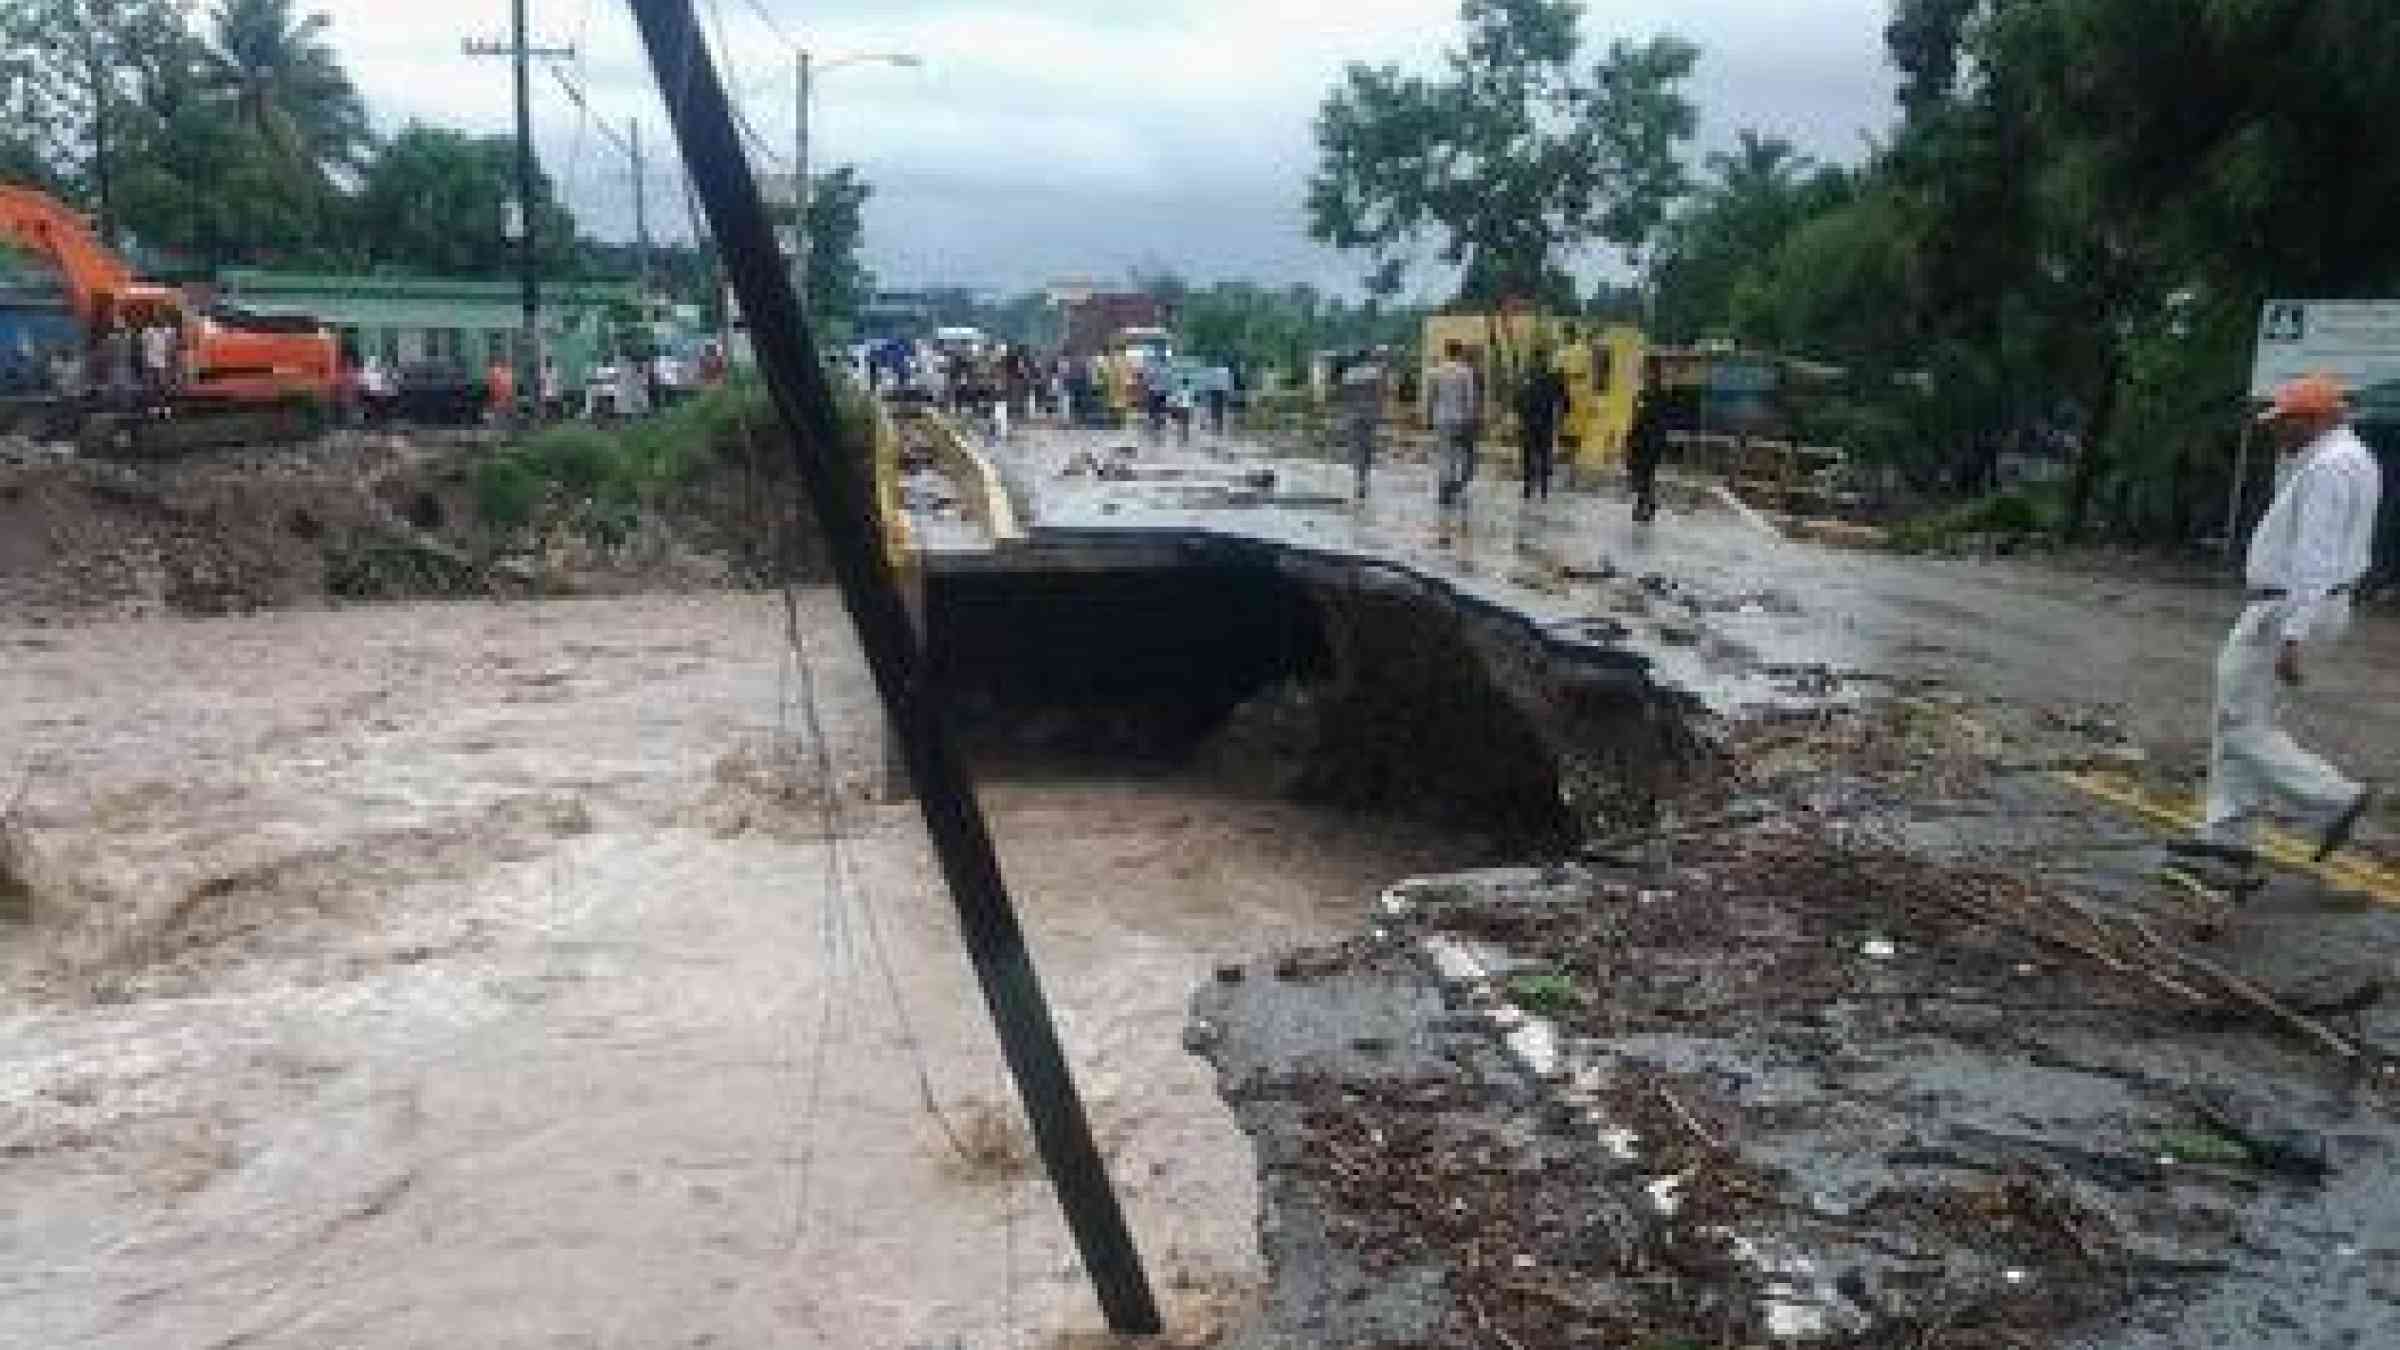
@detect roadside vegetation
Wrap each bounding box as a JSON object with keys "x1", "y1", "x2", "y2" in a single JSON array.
[
  {"x1": 1638, "y1": 0, "x2": 2400, "y2": 548},
  {"x1": 469, "y1": 375, "x2": 878, "y2": 578},
  {"x1": 1279, "y1": 0, "x2": 2400, "y2": 555},
  {"x1": 472, "y1": 383, "x2": 773, "y2": 537},
  {"x1": 1883, "y1": 488, "x2": 2057, "y2": 555}
]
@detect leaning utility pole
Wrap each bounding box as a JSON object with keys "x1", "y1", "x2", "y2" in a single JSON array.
[
  {"x1": 626, "y1": 0, "x2": 1163, "y2": 1335},
  {"x1": 465, "y1": 1, "x2": 574, "y2": 419}
]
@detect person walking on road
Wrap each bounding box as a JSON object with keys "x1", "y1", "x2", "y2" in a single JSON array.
[
  {"x1": 1625, "y1": 371, "x2": 1665, "y2": 524},
  {"x1": 1336, "y1": 347, "x2": 1385, "y2": 501},
  {"x1": 1428, "y1": 340, "x2": 1481, "y2": 509},
  {"x1": 1141, "y1": 362, "x2": 1171, "y2": 442},
  {"x1": 2181, "y1": 373, "x2": 2382, "y2": 872},
  {"x1": 1517, "y1": 345, "x2": 1568, "y2": 502}
]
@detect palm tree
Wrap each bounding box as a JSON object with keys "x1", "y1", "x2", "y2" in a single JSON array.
[
  {"x1": 1706, "y1": 130, "x2": 1808, "y2": 201},
  {"x1": 198, "y1": 0, "x2": 370, "y2": 178}
]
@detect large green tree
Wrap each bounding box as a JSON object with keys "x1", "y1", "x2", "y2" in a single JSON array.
[
  {"x1": 797, "y1": 165, "x2": 871, "y2": 331},
  {"x1": 1176, "y1": 280, "x2": 1427, "y2": 381},
  {"x1": 114, "y1": 37, "x2": 317, "y2": 266},
  {"x1": 2004, "y1": 0, "x2": 2400, "y2": 534},
  {"x1": 1695, "y1": 0, "x2": 2400, "y2": 537},
  {"x1": 197, "y1": 0, "x2": 371, "y2": 178},
  {"x1": 1305, "y1": 0, "x2": 1698, "y2": 307},
  {"x1": 355, "y1": 124, "x2": 579, "y2": 277},
  {"x1": 0, "y1": 0, "x2": 190, "y2": 244},
  {"x1": 1650, "y1": 130, "x2": 1850, "y2": 344}
]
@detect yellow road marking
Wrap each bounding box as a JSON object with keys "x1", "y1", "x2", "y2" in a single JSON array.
[{"x1": 2054, "y1": 769, "x2": 2400, "y2": 904}]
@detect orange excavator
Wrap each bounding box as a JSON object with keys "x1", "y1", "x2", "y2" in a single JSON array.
[{"x1": 0, "y1": 184, "x2": 337, "y2": 453}]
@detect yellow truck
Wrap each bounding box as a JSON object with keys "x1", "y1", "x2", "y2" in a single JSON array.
[{"x1": 1417, "y1": 313, "x2": 1646, "y2": 473}]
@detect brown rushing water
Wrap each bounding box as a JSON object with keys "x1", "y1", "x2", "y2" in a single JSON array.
[{"x1": 0, "y1": 591, "x2": 1464, "y2": 1348}]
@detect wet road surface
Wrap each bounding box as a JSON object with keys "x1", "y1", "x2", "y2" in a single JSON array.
[{"x1": 986, "y1": 423, "x2": 2396, "y2": 818}]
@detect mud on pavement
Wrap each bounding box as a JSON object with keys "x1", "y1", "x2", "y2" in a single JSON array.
[{"x1": 1197, "y1": 687, "x2": 2400, "y2": 1349}]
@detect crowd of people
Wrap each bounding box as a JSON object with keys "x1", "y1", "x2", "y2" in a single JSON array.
[
  {"x1": 1330, "y1": 339, "x2": 1667, "y2": 526},
  {"x1": 337, "y1": 340, "x2": 731, "y2": 429},
  {"x1": 860, "y1": 329, "x2": 1679, "y2": 530},
  {"x1": 9, "y1": 312, "x2": 186, "y2": 409},
  {"x1": 860, "y1": 336, "x2": 1243, "y2": 445}
]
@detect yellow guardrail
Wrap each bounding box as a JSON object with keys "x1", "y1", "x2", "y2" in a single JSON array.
[
  {"x1": 872, "y1": 399, "x2": 916, "y2": 573},
  {"x1": 869, "y1": 404, "x2": 1023, "y2": 562},
  {"x1": 924, "y1": 414, "x2": 1025, "y2": 545}
]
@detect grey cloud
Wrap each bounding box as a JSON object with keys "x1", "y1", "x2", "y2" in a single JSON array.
[{"x1": 342, "y1": 0, "x2": 1898, "y2": 295}]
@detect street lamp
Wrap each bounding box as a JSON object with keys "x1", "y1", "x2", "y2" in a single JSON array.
[{"x1": 795, "y1": 50, "x2": 922, "y2": 299}]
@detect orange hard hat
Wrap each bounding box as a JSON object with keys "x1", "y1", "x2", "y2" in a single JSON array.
[{"x1": 2259, "y1": 373, "x2": 2347, "y2": 422}]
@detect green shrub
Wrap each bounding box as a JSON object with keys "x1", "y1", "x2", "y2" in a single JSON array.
[
  {"x1": 477, "y1": 371, "x2": 871, "y2": 543},
  {"x1": 1969, "y1": 491, "x2": 2040, "y2": 534},
  {"x1": 1506, "y1": 970, "x2": 1580, "y2": 1015},
  {"x1": 527, "y1": 424, "x2": 620, "y2": 498},
  {"x1": 472, "y1": 453, "x2": 542, "y2": 530},
  {"x1": 1888, "y1": 488, "x2": 2057, "y2": 553}
]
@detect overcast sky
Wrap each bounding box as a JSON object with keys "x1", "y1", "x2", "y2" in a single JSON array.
[{"x1": 325, "y1": 0, "x2": 1898, "y2": 299}]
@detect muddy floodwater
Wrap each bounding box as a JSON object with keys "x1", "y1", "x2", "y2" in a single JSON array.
[{"x1": 0, "y1": 592, "x2": 1471, "y2": 1348}]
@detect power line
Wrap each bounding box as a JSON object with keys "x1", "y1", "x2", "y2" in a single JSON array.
[
  {"x1": 736, "y1": 0, "x2": 798, "y2": 53},
  {"x1": 731, "y1": 105, "x2": 789, "y2": 170},
  {"x1": 559, "y1": 0, "x2": 606, "y2": 204},
  {"x1": 547, "y1": 66, "x2": 654, "y2": 296},
  {"x1": 699, "y1": 0, "x2": 789, "y2": 171},
  {"x1": 551, "y1": 65, "x2": 633, "y2": 157}
]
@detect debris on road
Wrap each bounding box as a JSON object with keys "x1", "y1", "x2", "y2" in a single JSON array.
[{"x1": 1202, "y1": 685, "x2": 2400, "y2": 1348}]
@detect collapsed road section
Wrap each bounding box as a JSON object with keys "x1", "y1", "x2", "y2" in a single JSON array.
[
  {"x1": 894, "y1": 418, "x2": 2400, "y2": 1348},
  {"x1": 893, "y1": 414, "x2": 1715, "y2": 843}
]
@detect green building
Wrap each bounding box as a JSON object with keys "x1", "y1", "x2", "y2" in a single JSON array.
[{"x1": 214, "y1": 270, "x2": 641, "y2": 388}]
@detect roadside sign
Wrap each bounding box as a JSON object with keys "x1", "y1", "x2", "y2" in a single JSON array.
[{"x1": 2251, "y1": 300, "x2": 2400, "y2": 399}]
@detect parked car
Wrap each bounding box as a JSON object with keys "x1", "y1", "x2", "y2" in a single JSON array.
[{"x1": 390, "y1": 363, "x2": 488, "y2": 426}]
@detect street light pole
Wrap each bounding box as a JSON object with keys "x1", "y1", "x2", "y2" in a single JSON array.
[
  {"x1": 789, "y1": 51, "x2": 921, "y2": 314},
  {"x1": 795, "y1": 49, "x2": 811, "y2": 305},
  {"x1": 632, "y1": 116, "x2": 650, "y2": 304}
]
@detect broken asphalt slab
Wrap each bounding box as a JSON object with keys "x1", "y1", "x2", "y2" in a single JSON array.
[{"x1": 1196, "y1": 832, "x2": 2400, "y2": 1348}]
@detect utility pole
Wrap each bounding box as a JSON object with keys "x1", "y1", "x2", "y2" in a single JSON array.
[
  {"x1": 627, "y1": 0, "x2": 1161, "y2": 1333},
  {"x1": 464, "y1": 2, "x2": 573, "y2": 420}
]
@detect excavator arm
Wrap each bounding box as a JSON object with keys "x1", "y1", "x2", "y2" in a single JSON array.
[
  {"x1": 0, "y1": 185, "x2": 142, "y2": 330},
  {"x1": 0, "y1": 183, "x2": 337, "y2": 439}
]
